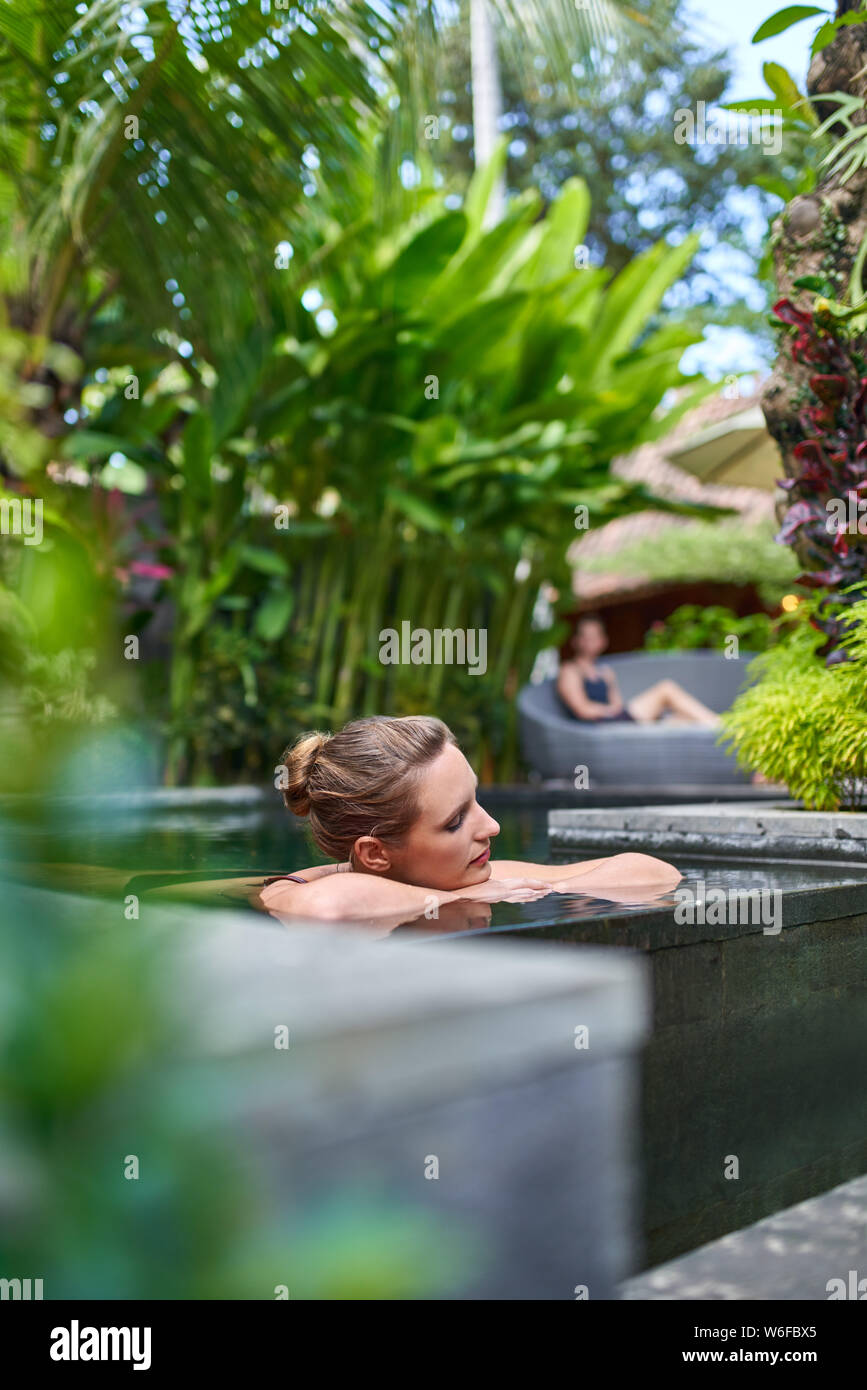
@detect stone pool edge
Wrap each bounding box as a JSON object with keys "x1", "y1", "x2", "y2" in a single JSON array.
[{"x1": 550, "y1": 800, "x2": 867, "y2": 866}]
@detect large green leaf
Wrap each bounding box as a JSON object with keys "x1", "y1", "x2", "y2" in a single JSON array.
[
  {"x1": 428, "y1": 291, "x2": 530, "y2": 377},
  {"x1": 752, "y1": 7, "x2": 826, "y2": 43},
  {"x1": 423, "y1": 191, "x2": 541, "y2": 322},
  {"x1": 462, "y1": 136, "x2": 509, "y2": 239},
  {"x1": 240, "y1": 545, "x2": 290, "y2": 578},
  {"x1": 384, "y1": 489, "x2": 449, "y2": 533},
  {"x1": 377, "y1": 212, "x2": 468, "y2": 314},
  {"x1": 60, "y1": 431, "x2": 145, "y2": 462},
  {"x1": 512, "y1": 178, "x2": 592, "y2": 289},
  {"x1": 253, "y1": 589, "x2": 294, "y2": 642},
  {"x1": 582, "y1": 234, "x2": 700, "y2": 373},
  {"x1": 762, "y1": 61, "x2": 818, "y2": 127}
]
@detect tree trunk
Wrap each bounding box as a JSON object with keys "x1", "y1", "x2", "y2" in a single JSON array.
[
  {"x1": 469, "y1": 0, "x2": 506, "y2": 225},
  {"x1": 761, "y1": 1, "x2": 867, "y2": 573}
]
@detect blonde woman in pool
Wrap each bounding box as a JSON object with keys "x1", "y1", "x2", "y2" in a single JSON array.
[{"x1": 258, "y1": 714, "x2": 681, "y2": 921}]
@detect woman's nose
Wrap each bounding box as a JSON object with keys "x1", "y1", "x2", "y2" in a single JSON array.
[{"x1": 479, "y1": 808, "x2": 500, "y2": 838}]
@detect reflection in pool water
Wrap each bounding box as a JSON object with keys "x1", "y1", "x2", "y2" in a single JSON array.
[{"x1": 393, "y1": 858, "x2": 867, "y2": 937}]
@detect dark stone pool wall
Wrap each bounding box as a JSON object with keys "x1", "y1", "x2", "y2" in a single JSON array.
[{"x1": 473, "y1": 885, "x2": 867, "y2": 1269}]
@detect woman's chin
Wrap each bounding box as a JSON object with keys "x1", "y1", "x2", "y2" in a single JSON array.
[{"x1": 464, "y1": 860, "x2": 492, "y2": 885}]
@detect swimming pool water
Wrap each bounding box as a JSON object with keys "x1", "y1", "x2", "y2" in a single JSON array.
[{"x1": 6, "y1": 792, "x2": 867, "y2": 927}]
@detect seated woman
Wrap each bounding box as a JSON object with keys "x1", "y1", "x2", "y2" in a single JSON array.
[
  {"x1": 258, "y1": 713, "x2": 681, "y2": 921},
  {"x1": 557, "y1": 614, "x2": 721, "y2": 727}
]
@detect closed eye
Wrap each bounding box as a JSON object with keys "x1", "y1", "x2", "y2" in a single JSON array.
[{"x1": 442, "y1": 777, "x2": 479, "y2": 832}]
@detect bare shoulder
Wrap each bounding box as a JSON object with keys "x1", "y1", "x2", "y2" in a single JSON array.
[{"x1": 557, "y1": 660, "x2": 579, "y2": 687}]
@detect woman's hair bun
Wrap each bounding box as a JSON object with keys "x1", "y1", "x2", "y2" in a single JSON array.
[
  {"x1": 275, "y1": 716, "x2": 458, "y2": 861},
  {"x1": 279, "y1": 731, "x2": 329, "y2": 817}
]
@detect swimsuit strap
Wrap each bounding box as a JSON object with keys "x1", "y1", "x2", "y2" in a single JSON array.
[{"x1": 262, "y1": 873, "x2": 308, "y2": 886}]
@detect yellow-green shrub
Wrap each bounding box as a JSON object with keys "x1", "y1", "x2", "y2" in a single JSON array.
[{"x1": 719, "y1": 596, "x2": 867, "y2": 811}]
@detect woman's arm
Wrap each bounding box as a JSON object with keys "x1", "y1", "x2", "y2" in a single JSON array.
[
  {"x1": 259, "y1": 871, "x2": 552, "y2": 921},
  {"x1": 491, "y1": 852, "x2": 681, "y2": 890},
  {"x1": 259, "y1": 872, "x2": 451, "y2": 920},
  {"x1": 601, "y1": 665, "x2": 624, "y2": 715},
  {"x1": 491, "y1": 857, "x2": 611, "y2": 880}
]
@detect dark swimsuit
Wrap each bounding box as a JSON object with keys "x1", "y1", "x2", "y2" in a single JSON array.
[{"x1": 566, "y1": 672, "x2": 636, "y2": 723}]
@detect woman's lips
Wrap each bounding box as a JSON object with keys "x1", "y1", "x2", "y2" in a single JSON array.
[{"x1": 470, "y1": 846, "x2": 490, "y2": 866}]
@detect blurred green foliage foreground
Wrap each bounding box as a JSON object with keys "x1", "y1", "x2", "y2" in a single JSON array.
[{"x1": 0, "y1": 874, "x2": 473, "y2": 1299}]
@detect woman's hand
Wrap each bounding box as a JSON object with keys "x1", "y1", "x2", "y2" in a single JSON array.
[{"x1": 455, "y1": 877, "x2": 553, "y2": 904}]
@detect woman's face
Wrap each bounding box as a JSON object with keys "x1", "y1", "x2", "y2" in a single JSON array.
[
  {"x1": 380, "y1": 742, "x2": 501, "y2": 891},
  {"x1": 574, "y1": 619, "x2": 607, "y2": 659}
]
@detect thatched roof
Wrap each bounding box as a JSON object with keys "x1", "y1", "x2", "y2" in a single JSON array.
[{"x1": 570, "y1": 383, "x2": 777, "y2": 600}]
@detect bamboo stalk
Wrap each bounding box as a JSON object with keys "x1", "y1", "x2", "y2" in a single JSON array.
[
  {"x1": 314, "y1": 546, "x2": 347, "y2": 717},
  {"x1": 427, "y1": 562, "x2": 466, "y2": 704},
  {"x1": 334, "y1": 513, "x2": 393, "y2": 721},
  {"x1": 361, "y1": 522, "x2": 398, "y2": 715},
  {"x1": 308, "y1": 543, "x2": 335, "y2": 646},
  {"x1": 297, "y1": 548, "x2": 317, "y2": 630},
  {"x1": 333, "y1": 534, "x2": 371, "y2": 722},
  {"x1": 383, "y1": 551, "x2": 419, "y2": 711}
]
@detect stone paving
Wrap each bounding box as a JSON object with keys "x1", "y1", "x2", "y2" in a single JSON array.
[{"x1": 621, "y1": 1173, "x2": 867, "y2": 1300}]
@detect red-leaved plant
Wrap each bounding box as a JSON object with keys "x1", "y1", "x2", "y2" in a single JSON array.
[{"x1": 772, "y1": 298, "x2": 867, "y2": 665}]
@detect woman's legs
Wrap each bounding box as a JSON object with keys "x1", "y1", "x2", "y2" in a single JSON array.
[{"x1": 626, "y1": 678, "x2": 721, "y2": 727}]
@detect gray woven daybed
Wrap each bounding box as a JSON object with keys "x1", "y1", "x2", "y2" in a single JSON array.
[{"x1": 517, "y1": 650, "x2": 757, "y2": 786}]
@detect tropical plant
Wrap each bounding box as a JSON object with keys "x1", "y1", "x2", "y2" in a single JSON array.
[
  {"x1": 723, "y1": 57, "x2": 819, "y2": 208},
  {"x1": 0, "y1": 0, "x2": 392, "y2": 409},
  {"x1": 0, "y1": 0, "x2": 397, "y2": 776},
  {"x1": 769, "y1": 297, "x2": 867, "y2": 658},
  {"x1": 74, "y1": 144, "x2": 725, "y2": 781},
  {"x1": 0, "y1": 290, "x2": 123, "y2": 791},
  {"x1": 704, "y1": 4, "x2": 867, "y2": 805},
  {"x1": 0, "y1": 0, "x2": 685, "y2": 409},
  {"x1": 435, "y1": 0, "x2": 653, "y2": 225},
  {"x1": 643, "y1": 604, "x2": 776, "y2": 652},
  {"x1": 752, "y1": 3, "x2": 867, "y2": 59},
  {"x1": 444, "y1": 0, "x2": 782, "y2": 346},
  {"x1": 0, "y1": 2, "x2": 725, "y2": 784},
  {"x1": 719, "y1": 591, "x2": 867, "y2": 810},
  {"x1": 740, "y1": 6, "x2": 867, "y2": 310},
  {"x1": 751, "y1": 5, "x2": 867, "y2": 610}
]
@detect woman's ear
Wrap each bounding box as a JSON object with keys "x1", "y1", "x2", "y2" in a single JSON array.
[{"x1": 352, "y1": 835, "x2": 391, "y2": 874}]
